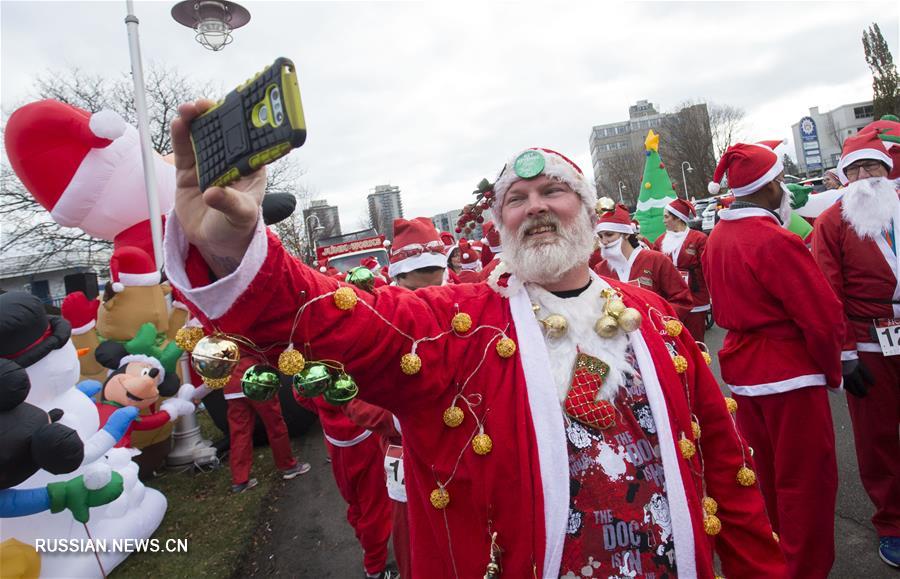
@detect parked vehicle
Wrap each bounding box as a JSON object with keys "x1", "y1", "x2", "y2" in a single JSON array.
[{"x1": 315, "y1": 228, "x2": 389, "y2": 273}]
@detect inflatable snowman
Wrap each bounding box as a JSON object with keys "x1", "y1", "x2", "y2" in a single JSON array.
[{"x1": 0, "y1": 292, "x2": 169, "y2": 577}]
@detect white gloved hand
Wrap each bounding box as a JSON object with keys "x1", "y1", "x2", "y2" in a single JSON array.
[
  {"x1": 160, "y1": 397, "x2": 196, "y2": 421},
  {"x1": 176, "y1": 383, "x2": 197, "y2": 401}
]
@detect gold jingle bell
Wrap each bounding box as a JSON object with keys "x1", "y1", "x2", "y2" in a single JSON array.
[
  {"x1": 430, "y1": 487, "x2": 450, "y2": 509},
  {"x1": 496, "y1": 337, "x2": 516, "y2": 358},
  {"x1": 725, "y1": 397, "x2": 738, "y2": 414},
  {"x1": 737, "y1": 466, "x2": 757, "y2": 487},
  {"x1": 594, "y1": 315, "x2": 619, "y2": 338},
  {"x1": 606, "y1": 298, "x2": 627, "y2": 317},
  {"x1": 672, "y1": 354, "x2": 688, "y2": 374},
  {"x1": 691, "y1": 421, "x2": 702, "y2": 440},
  {"x1": 278, "y1": 348, "x2": 306, "y2": 375},
  {"x1": 702, "y1": 351, "x2": 712, "y2": 365},
  {"x1": 679, "y1": 436, "x2": 696, "y2": 459},
  {"x1": 472, "y1": 432, "x2": 493, "y2": 455},
  {"x1": 616, "y1": 308, "x2": 642, "y2": 333},
  {"x1": 175, "y1": 326, "x2": 204, "y2": 353},
  {"x1": 704, "y1": 514, "x2": 722, "y2": 535},
  {"x1": 702, "y1": 496, "x2": 718, "y2": 515},
  {"x1": 191, "y1": 335, "x2": 241, "y2": 385},
  {"x1": 540, "y1": 314, "x2": 568, "y2": 339},
  {"x1": 333, "y1": 287, "x2": 358, "y2": 311},
  {"x1": 443, "y1": 405, "x2": 464, "y2": 428},
  {"x1": 665, "y1": 319, "x2": 683, "y2": 337},
  {"x1": 401, "y1": 353, "x2": 422, "y2": 375},
  {"x1": 596, "y1": 197, "x2": 616, "y2": 214},
  {"x1": 452, "y1": 312, "x2": 473, "y2": 333}
]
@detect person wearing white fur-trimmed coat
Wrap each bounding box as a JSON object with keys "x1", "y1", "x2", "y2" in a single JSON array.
[
  {"x1": 811, "y1": 127, "x2": 900, "y2": 568},
  {"x1": 163, "y1": 111, "x2": 786, "y2": 578}
]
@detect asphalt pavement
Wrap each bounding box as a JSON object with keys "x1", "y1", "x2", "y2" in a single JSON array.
[{"x1": 238, "y1": 324, "x2": 892, "y2": 578}]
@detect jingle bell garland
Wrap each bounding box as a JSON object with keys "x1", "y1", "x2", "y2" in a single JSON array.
[
  {"x1": 679, "y1": 435, "x2": 697, "y2": 459},
  {"x1": 293, "y1": 363, "x2": 333, "y2": 398},
  {"x1": 472, "y1": 431, "x2": 493, "y2": 455},
  {"x1": 191, "y1": 335, "x2": 241, "y2": 387},
  {"x1": 345, "y1": 266, "x2": 376, "y2": 292},
  {"x1": 452, "y1": 312, "x2": 473, "y2": 333},
  {"x1": 692, "y1": 421, "x2": 702, "y2": 440},
  {"x1": 175, "y1": 325, "x2": 204, "y2": 352},
  {"x1": 401, "y1": 353, "x2": 422, "y2": 375},
  {"x1": 323, "y1": 373, "x2": 360, "y2": 406},
  {"x1": 725, "y1": 397, "x2": 738, "y2": 414},
  {"x1": 333, "y1": 287, "x2": 358, "y2": 311},
  {"x1": 702, "y1": 351, "x2": 712, "y2": 365},
  {"x1": 241, "y1": 364, "x2": 281, "y2": 401},
  {"x1": 672, "y1": 354, "x2": 688, "y2": 374},
  {"x1": 430, "y1": 487, "x2": 450, "y2": 509},
  {"x1": 702, "y1": 496, "x2": 718, "y2": 515},
  {"x1": 737, "y1": 466, "x2": 757, "y2": 487},
  {"x1": 443, "y1": 405, "x2": 464, "y2": 428},
  {"x1": 278, "y1": 348, "x2": 306, "y2": 375},
  {"x1": 495, "y1": 337, "x2": 516, "y2": 358},
  {"x1": 704, "y1": 514, "x2": 722, "y2": 535},
  {"x1": 665, "y1": 319, "x2": 683, "y2": 337},
  {"x1": 540, "y1": 314, "x2": 568, "y2": 339}
]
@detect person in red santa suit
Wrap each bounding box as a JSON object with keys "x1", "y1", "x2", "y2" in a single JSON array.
[
  {"x1": 593, "y1": 203, "x2": 693, "y2": 319},
  {"x1": 164, "y1": 101, "x2": 786, "y2": 578},
  {"x1": 387, "y1": 218, "x2": 449, "y2": 290},
  {"x1": 654, "y1": 198, "x2": 711, "y2": 342},
  {"x1": 703, "y1": 140, "x2": 844, "y2": 578},
  {"x1": 456, "y1": 239, "x2": 484, "y2": 283},
  {"x1": 811, "y1": 128, "x2": 900, "y2": 568}
]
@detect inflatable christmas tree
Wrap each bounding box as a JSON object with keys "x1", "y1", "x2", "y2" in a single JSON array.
[{"x1": 634, "y1": 129, "x2": 678, "y2": 243}]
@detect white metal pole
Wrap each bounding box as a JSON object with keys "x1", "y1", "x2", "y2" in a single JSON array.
[
  {"x1": 680, "y1": 162, "x2": 689, "y2": 201},
  {"x1": 125, "y1": 0, "x2": 165, "y2": 270}
]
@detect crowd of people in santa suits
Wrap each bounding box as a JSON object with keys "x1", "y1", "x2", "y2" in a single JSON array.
[{"x1": 164, "y1": 96, "x2": 898, "y2": 578}]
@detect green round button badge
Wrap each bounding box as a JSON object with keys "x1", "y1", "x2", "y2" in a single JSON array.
[{"x1": 513, "y1": 150, "x2": 545, "y2": 179}]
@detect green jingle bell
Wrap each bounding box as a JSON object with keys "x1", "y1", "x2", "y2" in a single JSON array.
[
  {"x1": 292, "y1": 363, "x2": 333, "y2": 398},
  {"x1": 322, "y1": 373, "x2": 359, "y2": 406},
  {"x1": 241, "y1": 364, "x2": 281, "y2": 401},
  {"x1": 346, "y1": 266, "x2": 376, "y2": 292}
]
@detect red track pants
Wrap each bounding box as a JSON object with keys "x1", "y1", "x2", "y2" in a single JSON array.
[
  {"x1": 682, "y1": 310, "x2": 707, "y2": 344},
  {"x1": 848, "y1": 352, "x2": 900, "y2": 537},
  {"x1": 392, "y1": 499, "x2": 411, "y2": 578},
  {"x1": 326, "y1": 434, "x2": 392, "y2": 575},
  {"x1": 734, "y1": 386, "x2": 837, "y2": 579},
  {"x1": 227, "y1": 395, "x2": 297, "y2": 485}
]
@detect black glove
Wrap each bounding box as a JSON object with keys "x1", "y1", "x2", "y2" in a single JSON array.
[{"x1": 842, "y1": 358, "x2": 874, "y2": 398}]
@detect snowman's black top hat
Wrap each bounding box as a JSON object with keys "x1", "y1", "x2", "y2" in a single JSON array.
[{"x1": 0, "y1": 292, "x2": 71, "y2": 368}]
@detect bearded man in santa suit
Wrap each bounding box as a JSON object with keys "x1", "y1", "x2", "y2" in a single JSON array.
[
  {"x1": 811, "y1": 127, "x2": 900, "y2": 569},
  {"x1": 703, "y1": 140, "x2": 844, "y2": 579},
  {"x1": 654, "y1": 199, "x2": 710, "y2": 342},
  {"x1": 164, "y1": 100, "x2": 786, "y2": 578},
  {"x1": 593, "y1": 203, "x2": 693, "y2": 320}
]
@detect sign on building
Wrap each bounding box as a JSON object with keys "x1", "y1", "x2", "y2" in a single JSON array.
[{"x1": 798, "y1": 116, "x2": 822, "y2": 171}]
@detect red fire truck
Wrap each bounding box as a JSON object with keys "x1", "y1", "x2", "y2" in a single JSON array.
[{"x1": 315, "y1": 228, "x2": 390, "y2": 273}]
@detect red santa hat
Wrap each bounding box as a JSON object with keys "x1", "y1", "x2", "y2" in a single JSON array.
[
  {"x1": 837, "y1": 128, "x2": 895, "y2": 184},
  {"x1": 595, "y1": 203, "x2": 635, "y2": 235},
  {"x1": 708, "y1": 140, "x2": 785, "y2": 196},
  {"x1": 60, "y1": 292, "x2": 100, "y2": 335},
  {"x1": 665, "y1": 198, "x2": 696, "y2": 223},
  {"x1": 481, "y1": 221, "x2": 502, "y2": 252},
  {"x1": 109, "y1": 246, "x2": 160, "y2": 293},
  {"x1": 492, "y1": 148, "x2": 597, "y2": 226},
  {"x1": 457, "y1": 239, "x2": 482, "y2": 271},
  {"x1": 388, "y1": 217, "x2": 448, "y2": 277},
  {"x1": 439, "y1": 231, "x2": 456, "y2": 248},
  {"x1": 360, "y1": 257, "x2": 379, "y2": 271}
]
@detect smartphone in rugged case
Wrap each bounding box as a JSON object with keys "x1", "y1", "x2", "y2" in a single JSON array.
[{"x1": 190, "y1": 57, "x2": 306, "y2": 191}]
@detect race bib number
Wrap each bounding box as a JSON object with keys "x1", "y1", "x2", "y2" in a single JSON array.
[
  {"x1": 384, "y1": 444, "x2": 407, "y2": 502},
  {"x1": 679, "y1": 271, "x2": 690, "y2": 286},
  {"x1": 875, "y1": 318, "x2": 900, "y2": 356}
]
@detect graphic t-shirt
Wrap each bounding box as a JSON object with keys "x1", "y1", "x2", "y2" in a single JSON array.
[{"x1": 559, "y1": 346, "x2": 677, "y2": 579}]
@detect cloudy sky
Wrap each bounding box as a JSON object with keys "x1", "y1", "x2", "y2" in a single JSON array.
[{"x1": 2, "y1": 1, "x2": 897, "y2": 229}]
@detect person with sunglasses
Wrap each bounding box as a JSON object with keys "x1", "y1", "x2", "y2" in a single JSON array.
[
  {"x1": 812, "y1": 126, "x2": 900, "y2": 569},
  {"x1": 163, "y1": 99, "x2": 786, "y2": 578}
]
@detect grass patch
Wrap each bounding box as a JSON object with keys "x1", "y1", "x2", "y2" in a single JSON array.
[{"x1": 111, "y1": 411, "x2": 280, "y2": 578}]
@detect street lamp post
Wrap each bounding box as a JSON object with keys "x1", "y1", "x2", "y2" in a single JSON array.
[
  {"x1": 680, "y1": 161, "x2": 694, "y2": 200},
  {"x1": 617, "y1": 181, "x2": 627, "y2": 205},
  {"x1": 171, "y1": 0, "x2": 251, "y2": 51}
]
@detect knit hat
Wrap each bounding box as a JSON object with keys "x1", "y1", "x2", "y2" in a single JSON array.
[
  {"x1": 60, "y1": 292, "x2": 100, "y2": 335},
  {"x1": 109, "y1": 246, "x2": 161, "y2": 293},
  {"x1": 388, "y1": 217, "x2": 447, "y2": 277},
  {"x1": 708, "y1": 140, "x2": 785, "y2": 196},
  {"x1": 665, "y1": 198, "x2": 696, "y2": 223},
  {"x1": 492, "y1": 148, "x2": 597, "y2": 226},
  {"x1": 458, "y1": 239, "x2": 482, "y2": 271},
  {"x1": 595, "y1": 203, "x2": 635, "y2": 234},
  {"x1": 837, "y1": 128, "x2": 895, "y2": 184}
]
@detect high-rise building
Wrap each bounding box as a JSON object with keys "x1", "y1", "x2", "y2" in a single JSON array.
[
  {"x1": 302, "y1": 199, "x2": 341, "y2": 240},
  {"x1": 367, "y1": 185, "x2": 404, "y2": 241},
  {"x1": 431, "y1": 209, "x2": 461, "y2": 238},
  {"x1": 791, "y1": 101, "x2": 874, "y2": 175}
]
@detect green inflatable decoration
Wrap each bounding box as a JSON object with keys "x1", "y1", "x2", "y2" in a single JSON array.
[{"x1": 634, "y1": 130, "x2": 679, "y2": 242}]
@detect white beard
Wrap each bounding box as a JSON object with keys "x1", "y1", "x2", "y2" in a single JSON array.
[
  {"x1": 660, "y1": 228, "x2": 688, "y2": 256},
  {"x1": 778, "y1": 183, "x2": 793, "y2": 227},
  {"x1": 600, "y1": 238, "x2": 629, "y2": 277},
  {"x1": 841, "y1": 177, "x2": 900, "y2": 240},
  {"x1": 500, "y1": 210, "x2": 595, "y2": 285}
]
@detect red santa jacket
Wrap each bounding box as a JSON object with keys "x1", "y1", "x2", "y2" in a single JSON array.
[
  {"x1": 703, "y1": 206, "x2": 844, "y2": 394},
  {"x1": 593, "y1": 247, "x2": 693, "y2": 319},
  {"x1": 165, "y1": 215, "x2": 786, "y2": 579},
  {"x1": 654, "y1": 229, "x2": 710, "y2": 311},
  {"x1": 96, "y1": 401, "x2": 170, "y2": 448},
  {"x1": 812, "y1": 197, "x2": 900, "y2": 357}
]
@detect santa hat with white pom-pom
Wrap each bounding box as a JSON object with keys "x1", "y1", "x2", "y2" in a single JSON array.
[
  {"x1": 708, "y1": 140, "x2": 785, "y2": 196},
  {"x1": 388, "y1": 217, "x2": 447, "y2": 277},
  {"x1": 109, "y1": 246, "x2": 160, "y2": 293},
  {"x1": 458, "y1": 239, "x2": 482, "y2": 271}
]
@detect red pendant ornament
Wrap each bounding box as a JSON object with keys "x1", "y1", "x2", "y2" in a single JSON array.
[{"x1": 564, "y1": 353, "x2": 615, "y2": 430}]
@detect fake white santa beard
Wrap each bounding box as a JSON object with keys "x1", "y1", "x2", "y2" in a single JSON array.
[
  {"x1": 778, "y1": 182, "x2": 793, "y2": 226},
  {"x1": 841, "y1": 176, "x2": 900, "y2": 240},
  {"x1": 500, "y1": 210, "x2": 595, "y2": 285},
  {"x1": 600, "y1": 237, "x2": 629, "y2": 276},
  {"x1": 660, "y1": 228, "x2": 688, "y2": 255}
]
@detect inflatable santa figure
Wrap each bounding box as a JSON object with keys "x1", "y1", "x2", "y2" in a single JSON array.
[{"x1": 61, "y1": 292, "x2": 106, "y2": 383}]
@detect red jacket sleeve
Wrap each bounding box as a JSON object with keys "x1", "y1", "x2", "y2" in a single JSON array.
[
  {"x1": 654, "y1": 254, "x2": 693, "y2": 319},
  {"x1": 343, "y1": 398, "x2": 400, "y2": 440},
  {"x1": 811, "y1": 211, "x2": 857, "y2": 357},
  {"x1": 132, "y1": 410, "x2": 171, "y2": 431}
]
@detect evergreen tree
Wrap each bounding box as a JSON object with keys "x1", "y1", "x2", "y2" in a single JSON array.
[{"x1": 862, "y1": 23, "x2": 900, "y2": 119}]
